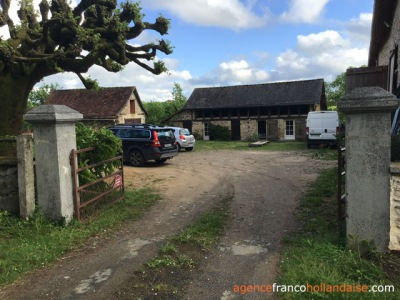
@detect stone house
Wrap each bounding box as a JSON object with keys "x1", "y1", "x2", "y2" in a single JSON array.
[
  {"x1": 343, "y1": 0, "x2": 400, "y2": 250},
  {"x1": 165, "y1": 79, "x2": 327, "y2": 141},
  {"x1": 46, "y1": 86, "x2": 147, "y2": 125}
]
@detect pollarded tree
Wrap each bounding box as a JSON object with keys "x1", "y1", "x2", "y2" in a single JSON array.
[{"x1": 0, "y1": 0, "x2": 172, "y2": 136}]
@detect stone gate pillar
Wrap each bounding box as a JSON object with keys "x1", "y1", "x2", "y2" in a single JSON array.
[
  {"x1": 338, "y1": 87, "x2": 399, "y2": 252},
  {"x1": 24, "y1": 105, "x2": 82, "y2": 224}
]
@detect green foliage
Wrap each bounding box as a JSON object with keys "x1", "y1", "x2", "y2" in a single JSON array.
[
  {"x1": 0, "y1": 0, "x2": 173, "y2": 136},
  {"x1": 278, "y1": 168, "x2": 400, "y2": 299},
  {"x1": 172, "y1": 82, "x2": 187, "y2": 108},
  {"x1": 173, "y1": 209, "x2": 227, "y2": 248},
  {"x1": 325, "y1": 71, "x2": 346, "y2": 110},
  {"x1": 0, "y1": 188, "x2": 160, "y2": 287},
  {"x1": 245, "y1": 133, "x2": 259, "y2": 142},
  {"x1": 27, "y1": 83, "x2": 62, "y2": 110},
  {"x1": 144, "y1": 82, "x2": 187, "y2": 125},
  {"x1": 147, "y1": 254, "x2": 195, "y2": 269},
  {"x1": 144, "y1": 101, "x2": 166, "y2": 125},
  {"x1": 326, "y1": 67, "x2": 366, "y2": 123},
  {"x1": 75, "y1": 123, "x2": 122, "y2": 184},
  {"x1": 209, "y1": 123, "x2": 231, "y2": 141}
]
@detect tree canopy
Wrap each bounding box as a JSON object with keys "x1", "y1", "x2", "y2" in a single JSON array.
[
  {"x1": 144, "y1": 82, "x2": 187, "y2": 125},
  {"x1": 0, "y1": 0, "x2": 173, "y2": 136},
  {"x1": 325, "y1": 71, "x2": 346, "y2": 110}
]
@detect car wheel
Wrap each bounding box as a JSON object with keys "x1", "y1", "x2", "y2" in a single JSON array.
[
  {"x1": 185, "y1": 147, "x2": 193, "y2": 151},
  {"x1": 129, "y1": 150, "x2": 145, "y2": 167},
  {"x1": 177, "y1": 144, "x2": 181, "y2": 152},
  {"x1": 155, "y1": 158, "x2": 168, "y2": 164}
]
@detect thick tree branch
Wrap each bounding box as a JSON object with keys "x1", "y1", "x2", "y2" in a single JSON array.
[
  {"x1": 74, "y1": 0, "x2": 116, "y2": 18},
  {"x1": 131, "y1": 57, "x2": 162, "y2": 75}
]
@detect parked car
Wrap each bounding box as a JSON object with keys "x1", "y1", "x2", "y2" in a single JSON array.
[
  {"x1": 108, "y1": 124, "x2": 178, "y2": 166},
  {"x1": 165, "y1": 127, "x2": 196, "y2": 151},
  {"x1": 306, "y1": 111, "x2": 339, "y2": 148}
]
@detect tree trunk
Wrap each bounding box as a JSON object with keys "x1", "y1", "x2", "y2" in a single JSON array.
[{"x1": 0, "y1": 75, "x2": 36, "y2": 136}]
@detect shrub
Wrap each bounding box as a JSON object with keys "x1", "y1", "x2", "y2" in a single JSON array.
[
  {"x1": 245, "y1": 133, "x2": 259, "y2": 142},
  {"x1": 75, "y1": 123, "x2": 122, "y2": 184},
  {"x1": 209, "y1": 124, "x2": 231, "y2": 141}
]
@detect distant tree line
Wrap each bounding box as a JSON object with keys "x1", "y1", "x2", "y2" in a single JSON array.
[{"x1": 143, "y1": 82, "x2": 187, "y2": 125}]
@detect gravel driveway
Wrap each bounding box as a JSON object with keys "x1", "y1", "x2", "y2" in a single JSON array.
[{"x1": 0, "y1": 149, "x2": 335, "y2": 300}]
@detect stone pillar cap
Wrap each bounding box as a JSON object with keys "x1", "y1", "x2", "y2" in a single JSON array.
[
  {"x1": 24, "y1": 105, "x2": 83, "y2": 124},
  {"x1": 338, "y1": 86, "x2": 399, "y2": 114}
]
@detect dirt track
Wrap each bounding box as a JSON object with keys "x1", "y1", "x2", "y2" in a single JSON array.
[{"x1": 0, "y1": 149, "x2": 335, "y2": 300}]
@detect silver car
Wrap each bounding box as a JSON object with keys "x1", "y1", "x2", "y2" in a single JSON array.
[{"x1": 167, "y1": 127, "x2": 196, "y2": 151}]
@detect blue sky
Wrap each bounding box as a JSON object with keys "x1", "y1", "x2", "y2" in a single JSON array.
[{"x1": 29, "y1": 0, "x2": 374, "y2": 101}]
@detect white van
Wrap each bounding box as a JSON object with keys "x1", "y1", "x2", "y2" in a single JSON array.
[{"x1": 306, "y1": 111, "x2": 339, "y2": 148}]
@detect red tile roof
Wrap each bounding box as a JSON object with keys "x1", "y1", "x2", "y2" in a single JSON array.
[{"x1": 46, "y1": 86, "x2": 147, "y2": 119}]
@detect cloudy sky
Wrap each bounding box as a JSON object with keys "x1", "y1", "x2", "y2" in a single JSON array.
[{"x1": 5, "y1": 0, "x2": 375, "y2": 101}]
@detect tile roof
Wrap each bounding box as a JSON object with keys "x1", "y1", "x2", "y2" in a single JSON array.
[
  {"x1": 184, "y1": 79, "x2": 325, "y2": 109},
  {"x1": 46, "y1": 86, "x2": 147, "y2": 118}
]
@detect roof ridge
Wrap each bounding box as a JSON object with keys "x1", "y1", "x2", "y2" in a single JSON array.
[{"x1": 194, "y1": 78, "x2": 324, "y2": 90}]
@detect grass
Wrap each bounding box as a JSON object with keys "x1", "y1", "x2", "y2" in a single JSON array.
[
  {"x1": 0, "y1": 187, "x2": 161, "y2": 287},
  {"x1": 278, "y1": 168, "x2": 400, "y2": 299},
  {"x1": 118, "y1": 201, "x2": 230, "y2": 299},
  {"x1": 194, "y1": 140, "x2": 308, "y2": 152}
]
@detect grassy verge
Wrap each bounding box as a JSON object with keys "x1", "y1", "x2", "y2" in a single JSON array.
[
  {"x1": 278, "y1": 168, "x2": 400, "y2": 299},
  {"x1": 0, "y1": 188, "x2": 160, "y2": 287},
  {"x1": 116, "y1": 202, "x2": 230, "y2": 299},
  {"x1": 194, "y1": 140, "x2": 308, "y2": 152}
]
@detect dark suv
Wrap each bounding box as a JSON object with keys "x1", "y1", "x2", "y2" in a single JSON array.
[{"x1": 108, "y1": 124, "x2": 178, "y2": 166}]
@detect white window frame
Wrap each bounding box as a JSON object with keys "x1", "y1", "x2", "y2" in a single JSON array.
[{"x1": 285, "y1": 119, "x2": 295, "y2": 140}]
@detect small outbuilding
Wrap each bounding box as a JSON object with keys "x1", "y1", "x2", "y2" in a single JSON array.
[{"x1": 46, "y1": 86, "x2": 147, "y2": 126}]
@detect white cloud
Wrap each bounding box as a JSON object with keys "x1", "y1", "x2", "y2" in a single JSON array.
[
  {"x1": 271, "y1": 27, "x2": 370, "y2": 81},
  {"x1": 188, "y1": 59, "x2": 271, "y2": 86},
  {"x1": 345, "y1": 13, "x2": 373, "y2": 46},
  {"x1": 276, "y1": 50, "x2": 309, "y2": 72},
  {"x1": 280, "y1": 0, "x2": 330, "y2": 23},
  {"x1": 297, "y1": 30, "x2": 350, "y2": 54},
  {"x1": 41, "y1": 57, "x2": 194, "y2": 102},
  {"x1": 190, "y1": 13, "x2": 371, "y2": 87},
  {"x1": 143, "y1": 0, "x2": 269, "y2": 30}
]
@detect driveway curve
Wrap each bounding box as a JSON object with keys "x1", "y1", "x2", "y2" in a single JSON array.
[{"x1": 0, "y1": 149, "x2": 335, "y2": 300}]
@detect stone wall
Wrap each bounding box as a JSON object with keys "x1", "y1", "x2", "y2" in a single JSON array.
[
  {"x1": 240, "y1": 119, "x2": 257, "y2": 140},
  {"x1": 192, "y1": 121, "x2": 204, "y2": 139},
  {"x1": 170, "y1": 110, "x2": 192, "y2": 122},
  {"x1": 390, "y1": 163, "x2": 400, "y2": 250},
  {"x1": 0, "y1": 159, "x2": 19, "y2": 213}
]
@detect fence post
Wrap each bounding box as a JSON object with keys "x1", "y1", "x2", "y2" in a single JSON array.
[
  {"x1": 338, "y1": 87, "x2": 399, "y2": 252},
  {"x1": 24, "y1": 105, "x2": 83, "y2": 224},
  {"x1": 16, "y1": 134, "x2": 35, "y2": 218}
]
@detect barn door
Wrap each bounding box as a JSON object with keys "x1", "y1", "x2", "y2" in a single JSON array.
[
  {"x1": 295, "y1": 119, "x2": 306, "y2": 141},
  {"x1": 258, "y1": 120, "x2": 266, "y2": 139},
  {"x1": 231, "y1": 120, "x2": 241, "y2": 140},
  {"x1": 267, "y1": 120, "x2": 278, "y2": 140}
]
